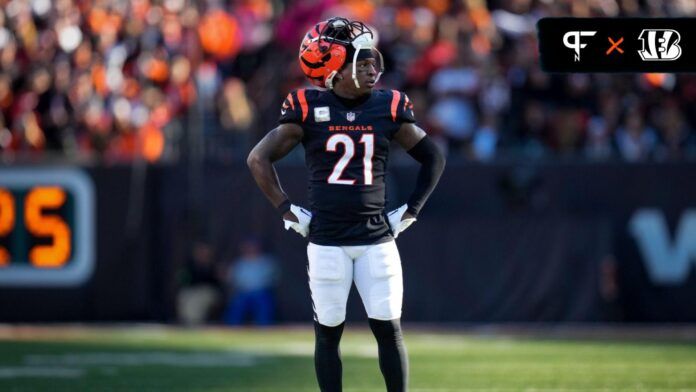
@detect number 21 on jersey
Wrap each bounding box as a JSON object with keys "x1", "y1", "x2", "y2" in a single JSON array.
[{"x1": 326, "y1": 133, "x2": 374, "y2": 185}]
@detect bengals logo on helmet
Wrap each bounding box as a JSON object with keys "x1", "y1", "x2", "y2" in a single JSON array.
[
  {"x1": 298, "y1": 17, "x2": 382, "y2": 89},
  {"x1": 298, "y1": 20, "x2": 349, "y2": 89}
]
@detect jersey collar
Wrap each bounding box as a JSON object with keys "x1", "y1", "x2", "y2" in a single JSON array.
[{"x1": 329, "y1": 90, "x2": 374, "y2": 109}]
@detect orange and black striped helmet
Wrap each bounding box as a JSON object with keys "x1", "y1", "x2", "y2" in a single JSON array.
[{"x1": 298, "y1": 17, "x2": 384, "y2": 89}]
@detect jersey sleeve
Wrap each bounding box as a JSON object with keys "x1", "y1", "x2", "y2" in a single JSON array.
[
  {"x1": 389, "y1": 90, "x2": 416, "y2": 124},
  {"x1": 278, "y1": 91, "x2": 301, "y2": 124}
]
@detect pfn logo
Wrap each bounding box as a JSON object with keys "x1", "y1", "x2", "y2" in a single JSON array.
[
  {"x1": 563, "y1": 31, "x2": 597, "y2": 61},
  {"x1": 638, "y1": 29, "x2": 682, "y2": 61}
]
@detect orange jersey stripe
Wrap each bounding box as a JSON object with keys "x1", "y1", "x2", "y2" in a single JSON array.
[
  {"x1": 297, "y1": 89, "x2": 308, "y2": 121},
  {"x1": 390, "y1": 90, "x2": 401, "y2": 122},
  {"x1": 286, "y1": 93, "x2": 295, "y2": 110}
]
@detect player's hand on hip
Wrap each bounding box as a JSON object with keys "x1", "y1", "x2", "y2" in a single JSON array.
[
  {"x1": 387, "y1": 204, "x2": 416, "y2": 239},
  {"x1": 282, "y1": 211, "x2": 299, "y2": 223},
  {"x1": 283, "y1": 204, "x2": 312, "y2": 237}
]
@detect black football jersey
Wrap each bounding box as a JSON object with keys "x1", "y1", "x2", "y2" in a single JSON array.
[{"x1": 279, "y1": 88, "x2": 415, "y2": 246}]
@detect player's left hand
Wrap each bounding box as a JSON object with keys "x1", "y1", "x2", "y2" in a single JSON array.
[
  {"x1": 387, "y1": 204, "x2": 416, "y2": 239},
  {"x1": 284, "y1": 204, "x2": 312, "y2": 237}
]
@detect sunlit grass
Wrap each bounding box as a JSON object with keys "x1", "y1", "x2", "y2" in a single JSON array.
[{"x1": 0, "y1": 326, "x2": 694, "y2": 391}]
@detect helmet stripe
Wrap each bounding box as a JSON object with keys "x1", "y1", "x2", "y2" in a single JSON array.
[{"x1": 300, "y1": 56, "x2": 324, "y2": 69}]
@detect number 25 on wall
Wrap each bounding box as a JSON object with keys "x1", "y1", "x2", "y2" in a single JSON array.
[{"x1": 0, "y1": 187, "x2": 71, "y2": 268}]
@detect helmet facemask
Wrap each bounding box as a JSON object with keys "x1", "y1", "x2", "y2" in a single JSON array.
[{"x1": 349, "y1": 38, "x2": 384, "y2": 89}]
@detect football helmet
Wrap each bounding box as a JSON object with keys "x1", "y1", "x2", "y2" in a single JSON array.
[{"x1": 298, "y1": 17, "x2": 384, "y2": 89}]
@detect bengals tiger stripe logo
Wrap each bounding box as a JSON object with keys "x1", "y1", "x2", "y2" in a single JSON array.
[{"x1": 638, "y1": 29, "x2": 682, "y2": 61}]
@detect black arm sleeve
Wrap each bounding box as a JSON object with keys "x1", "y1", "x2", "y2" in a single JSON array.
[{"x1": 406, "y1": 136, "x2": 446, "y2": 216}]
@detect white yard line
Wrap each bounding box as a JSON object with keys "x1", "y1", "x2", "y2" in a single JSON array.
[
  {"x1": 0, "y1": 366, "x2": 84, "y2": 378},
  {"x1": 24, "y1": 351, "x2": 259, "y2": 367}
]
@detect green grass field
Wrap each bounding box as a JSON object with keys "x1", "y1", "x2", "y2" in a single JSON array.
[{"x1": 0, "y1": 325, "x2": 695, "y2": 391}]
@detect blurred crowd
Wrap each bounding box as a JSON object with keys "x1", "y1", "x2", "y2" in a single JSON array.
[
  {"x1": 177, "y1": 238, "x2": 279, "y2": 326},
  {"x1": 0, "y1": 0, "x2": 694, "y2": 163}
]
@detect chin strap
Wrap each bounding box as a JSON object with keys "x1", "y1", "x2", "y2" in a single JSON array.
[{"x1": 325, "y1": 70, "x2": 338, "y2": 89}]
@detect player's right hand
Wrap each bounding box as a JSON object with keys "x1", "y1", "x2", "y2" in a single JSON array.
[
  {"x1": 387, "y1": 204, "x2": 416, "y2": 239},
  {"x1": 283, "y1": 204, "x2": 312, "y2": 237}
]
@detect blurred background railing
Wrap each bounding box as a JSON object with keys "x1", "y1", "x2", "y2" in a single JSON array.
[{"x1": 1, "y1": 162, "x2": 695, "y2": 323}]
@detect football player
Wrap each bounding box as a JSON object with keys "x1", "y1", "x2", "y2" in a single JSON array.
[{"x1": 247, "y1": 17, "x2": 445, "y2": 392}]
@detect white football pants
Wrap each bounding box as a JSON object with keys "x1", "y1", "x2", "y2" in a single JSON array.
[{"x1": 307, "y1": 240, "x2": 403, "y2": 327}]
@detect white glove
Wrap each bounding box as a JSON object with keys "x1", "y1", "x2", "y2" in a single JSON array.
[
  {"x1": 283, "y1": 204, "x2": 312, "y2": 238},
  {"x1": 387, "y1": 204, "x2": 416, "y2": 239}
]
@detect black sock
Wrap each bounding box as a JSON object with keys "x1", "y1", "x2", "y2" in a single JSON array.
[
  {"x1": 368, "y1": 318, "x2": 409, "y2": 392},
  {"x1": 314, "y1": 321, "x2": 345, "y2": 392}
]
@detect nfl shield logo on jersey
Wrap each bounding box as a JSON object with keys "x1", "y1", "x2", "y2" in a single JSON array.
[{"x1": 346, "y1": 112, "x2": 356, "y2": 122}]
